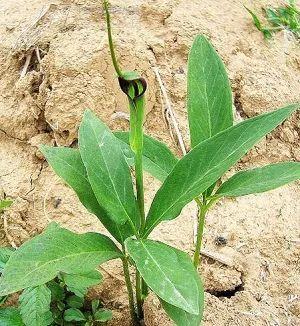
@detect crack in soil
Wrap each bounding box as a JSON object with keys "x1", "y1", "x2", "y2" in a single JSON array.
[
  {"x1": 207, "y1": 282, "x2": 244, "y2": 299},
  {"x1": 0, "y1": 128, "x2": 26, "y2": 143}
]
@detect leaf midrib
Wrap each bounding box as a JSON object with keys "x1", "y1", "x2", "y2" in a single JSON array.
[
  {"x1": 137, "y1": 241, "x2": 198, "y2": 314},
  {"x1": 2, "y1": 249, "x2": 117, "y2": 290},
  {"x1": 85, "y1": 119, "x2": 136, "y2": 229},
  {"x1": 48, "y1": 150, "x2": 125, "y2": 242},
  {"x1": 145, "y1": 123, "x2": 255, "y2": 234}
]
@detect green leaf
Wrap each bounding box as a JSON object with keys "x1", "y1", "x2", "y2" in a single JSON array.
[
  {"x1": 19, "y1": 284, "x2": 52, "y2": 326},
  {"x1": 0, "y1": 295, "x2": 8, "y2": 305},
  {"x1": 66, "y1": 295, "x2": 84, "y2": 309},
  {"x1": 91, "y1": 299, "x2": 100, "y2": 314},
  {"x1": 126, "y1": 238, "x2": 203, "y2": 315},
  {"x1": 160, "y1": 263, "x2": 204, "y2": 325},
  {"x1": 0, "y1": 222, "x2": 122, "y2": 296},
  {"x1": 0, "y1": 308, "x2": 24, "y2": 326},
  {"x1": 47, "y1": 280, "x2": 65, "y2": 302},
  {"x1": 0, "y1": 200, "x2": 13, "y2": 212},
  {"x1": 62, "y1": 270, "x2": 103, "y2": 297},
  {"x1": 40, "y1": 146, "x2": 133, "y2": 244},
  {"x1": 265, "y1": 8, "x2": 281, "y2": 26},
  {"x1": 115, "y1": 131, "x2": 178, "y2": 182},
  {"x1": 79, "y1": 110, "x2": 139, "y2": 232},
  {"x1": 187, "y1": 35, "x2": 233, "y2": 147},
  {"x1": 245, "y1": 6, "x2": 263, "y2": 31},
  {"x1": 57, "y1": 301, "x2": 65, "y2": 311},
  {"x1": 94, "y1": 309, "x2": 113, "y2": 322},
  {"x1": 64, "y1": 308, "x2": 86, "y2": 322},
  {"x1": 161, "y1": 293, "x2": 204, "y2": 326},
  {"x1": 143, "y1": 104, "x2": 299, "y2": 236},
  {"x1": 216, "y1": 162, "x2": 300, "y2": 198},
  {"x1": 245, "y1": 6, "x2": 273, "y2": 39},
  {"x1": 0, "y1": 247, "x2": 14, "y2": 273}
]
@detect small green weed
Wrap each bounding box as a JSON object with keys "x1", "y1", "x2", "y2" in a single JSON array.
[
  {"x1": 245, "y1": 1, "x2": 300, "y2": 39},
  {"x1": 49, "y1": 276, "x2": 112, "y2": 326},
  {"x1": 0, "y1": 199, "x2": 13, "y2": 213},
  {"x1": 0, "y1": 257, "x2": 111, "y2": 326}
]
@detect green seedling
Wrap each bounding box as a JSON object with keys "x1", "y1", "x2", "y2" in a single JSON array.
[
  {"x1": 0, "y1": 199, "x2": 13, "y2": 213},
  {"x1": 0, "y1": 256, "x2": 106, "y2": 326},
  {"x1": 50, "y1": 277, "x2": 111, "y2": 326},
  {"x1": 0, "y1": 1, "x2": 299, "y2": 325},
  {"x1": 63, "y1": 299, "x2": 112, "y2": 326},
  {"x1": 245, "y1": 1, "x2": 300, "y2": 39}
]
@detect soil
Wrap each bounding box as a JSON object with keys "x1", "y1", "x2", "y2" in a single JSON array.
[{"x1": 0, "y1": 0, "x2": 300, "y2": 325}]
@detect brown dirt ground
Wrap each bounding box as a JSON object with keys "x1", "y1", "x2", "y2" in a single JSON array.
[{"x1": 0, "y1": 0, "x2": 300, "y2": 325}]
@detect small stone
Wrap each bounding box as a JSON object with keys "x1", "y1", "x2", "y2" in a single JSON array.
[
  {"x1": 215, "y1": 236, "x2": 228, "y2": 246},
  {"x1": 280, "y1": 127, "x2": 296, "y2": 143},
  {"x1": 29, "y1": 133, "x2": 55, "y2": 159},
  {"x1": 292, "y1": 148, "x2": 300, "y2": 161},
  {"x1": 289, "y1": 302, "x2": 300, "y2": 317}
]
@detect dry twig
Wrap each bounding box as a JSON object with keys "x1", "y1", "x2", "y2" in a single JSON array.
[
  {"x1": 200, "y1": 248, "x2": 234, "y2": 267},
  {"x1": 20, "y1": 51, "x2": 33, "y2": 78},
  {"x1": 100, "y1": 266, "x2": 125, "y2": 283},
  {"x1": 152, "y1": 66, "x2": 187, "y2": 156}
]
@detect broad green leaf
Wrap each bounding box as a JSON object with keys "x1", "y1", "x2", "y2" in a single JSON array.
[
  {"x1": 216, "y1": 162, "x2": 300, "y2": 197},
  {"x1": 187, "y1": 35, "x2": 233, "y2": 148},
  {"x1": 64, "y1": 308, "x2": 86, "y2": 322},
  {"x1": 40, "y1": 146, "x2": 133, "y2": 244},
  {"x1": 79, "y1": 110, "x2": 139, "y2": 232},
  {"x1": 0, "y1": 200, "x2": 13, "y2": 212},
  {"x1": 161, "y1": 290, "x2": 204, "y2": 326},
  {"x1": 94, "y1": 309, "x2": 113, "y2": 322},
  {"x1": 66, "y1": 295, "x2": 84, "y2": 309},
  {"x1": 115, "y1": 131, "x2": 178, "y2": 182},
  {"x1": 0, "y1": 308, "x2": 24, "y2": 326},
  {"x1": 143, "y1": 104, "x2": 299, "y2": 236},
  {"x1": 0, "y1": 223, "x2": 122, "y2": 296},
  {"x1": 126, "y1": 238, "x2": 202, "y2": 315},
  {"x1": 0, "y1": 247, "x2": 14, "y2": 273},
  {"x1": 62, "y1": 270, "x2": 103, "y2": 297},
  {"x1": 19, "y1": 284, "x2": 52, "y2": 326}
]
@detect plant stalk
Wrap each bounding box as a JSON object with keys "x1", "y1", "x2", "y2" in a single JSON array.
[
  {"x1": 133, "y1": 116, "x2": 146, "y2": 230},
  {"x1": 135, "y1": 270, "x2": 143, "y2": 320},
  {"x1": 129, "y1": 95, "x2": 146, "y2": 320},
  {"x1": 103, "y1": 0, "x2": 123, "y2": 77},
  {"x1": 103, "y1": 1, "x2": 146, "y2": 324},
  {"x1": 193, "y1": 203, "x2": 207, "y2": 267},
  {"x1": 133, "y1": 107, "x2": 146, "y2": 319},
  {"x1": 103, "y1": 1, "x2": 147, "y2": 319},
  {"x1": 122, "y1": 252, "x2": 138, "y2": 325}
]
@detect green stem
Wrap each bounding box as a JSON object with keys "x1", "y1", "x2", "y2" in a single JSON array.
[
  {"x1": 134, "y1": 138, "x2": 145, "y2": 230},
  {"x1": 122, "y1": 251, "x2": 138, "y2": 325},
  {"x1": 193, "y1": 203, "x2": 207, "y2": 268},
  {"x1": 103, "y1": 0, "x2": 123, "y2": 77},
  {"x1": 193, "y1": 195, "x2": 220, "y2": 267},
  {"x1": 135, "y1": 270, "x2": 143, "y2": 320},
  {"x1": 127, "y1": 91, "x2": 146, "y2": 231},
  {"x1": 129, "y1": 95, "x2": 146, "y2": 320}
]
